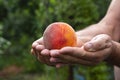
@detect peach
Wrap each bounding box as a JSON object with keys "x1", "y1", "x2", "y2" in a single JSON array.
[{"x1": 43, "y1": 22, "x2": 77, "y2": 49}]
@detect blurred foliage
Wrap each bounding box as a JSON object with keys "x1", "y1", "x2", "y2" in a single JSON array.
[
  {"x1": 0, "y1": 23, "x2": 11, "y2": 54},
  {"x1": 36, "y1": 0, "x2": 99, "y2": 31},
  {"x1": 0, "y1": 0, "x2": 113, "y2": 80}
]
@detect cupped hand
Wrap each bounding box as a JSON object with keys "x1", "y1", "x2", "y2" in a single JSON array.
[
  {"x1": 50, "y1": 34, "x2": 113, "y2": 67},
  {"x1": 31, "y1": 37, "x2": 55, "y2": 66}
]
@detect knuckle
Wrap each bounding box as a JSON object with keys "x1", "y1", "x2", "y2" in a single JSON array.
[{"x1": 32, "y1": 42, "x2": 38, "y2": 48}]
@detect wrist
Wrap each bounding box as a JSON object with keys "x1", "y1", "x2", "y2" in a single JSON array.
[
  {"x1": 99, "y1": 16, "x2": 120, "y2": 41},
  {"x1": 105, "y1": 40, "x2": 118, "y2": 66}
]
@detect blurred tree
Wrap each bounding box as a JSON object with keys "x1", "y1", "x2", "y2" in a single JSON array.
[
  {"x1": 92, "y1": 0, "x2": 111, "y2": 19},
  {"x1": 0, "y1": 23, "x2": 11, "y2": 55},
  {"x1": 1, "y1": 0, "x2": 44, "y2": 73},
  {"x1": 36, "y1": 0, "x2": 99, "y2": 31}
]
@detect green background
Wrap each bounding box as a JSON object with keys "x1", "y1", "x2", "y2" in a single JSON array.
[{"x1": 0, "y1": 0, "x2": 114, "y2": 80}]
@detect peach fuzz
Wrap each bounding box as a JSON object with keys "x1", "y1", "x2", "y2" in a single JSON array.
[{"x1": 43, "y1": 22, "x2": 77, "y2": 49}]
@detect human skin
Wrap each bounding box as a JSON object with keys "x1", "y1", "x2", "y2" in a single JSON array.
[{"x1": 31, "y1": 0, "x2": 120, "y2": 80}]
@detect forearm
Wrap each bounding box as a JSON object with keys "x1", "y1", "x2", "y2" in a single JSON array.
[
  {"x1": 76, "y1": 24, "x2": 111, "y2": 43},
  {"x1": 104, "y1": 0, "x2": 120, "y2": 23},
  {"x1": 100, "y1": 0, "x2": 120, "y2": 41},
  {"x1": 76, "y1": 0, "x2": 120, "y2": 42}
]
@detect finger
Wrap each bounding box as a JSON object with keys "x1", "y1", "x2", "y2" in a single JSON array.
[
  {"x1": 31, "y1": 49, "x2": 38, "y2": 57},
  {"x1": 31, "y1": 49, "x2": 34, "y2": 55},
  {"x1": 35, "y1": 37, "x2": 43, "y2": 44},
  {"x1": 55, "y1": 63, "x2": 69, "y2": 68},
  {"x1": 50, "y1": 49, "x2": 60, "y2": 57},
  {"x1": 39, "y1": 49, "x2": 58, "y2": 66},
  {"x1": 41, "y1": 49, "x2": 51, "y2": 64},
  {"x1": 50, "y1": 49, "x2": 99, "y2": 65},
  {"x1": 33, "y1": 45, "x2": 45, "y2": 57},
  {"x1": 50, "y1": 57, "x2": 63, "y2": 63},
  {"x1": 36, "y1": 45, "x2": 45, "y2": 52},
  {"x1": 51, "y1": 54, "x2": 98, "y2": 66},
  {"x1": 41, "y1": 49, "x2": 50, "y2": 56},
  {"x1": 84, "y1": 34, "x2": 112, "y2": 51},
  {"x1": 32, "y1": 48, "x2": 38, "y2": 57},
  {"x1": 50, "y1": 47, "x2": 88, "y2": 59},
  {"x1": 50, "y1": 46, "x2": 110, "y2": 62},
  {"x1": 36, "y1": 50, "x2": 46, "y2": 63},
  {"x1": 36, "y1": 50, "x2": 54, "y2": 66},
  {"x1": 38, "y1": 49, "x2": 50, "y2": 62},
  {"x1": 32, "y1": 45, "x2": 45, "y2": 58},
  {"x1": 33, "y1": 46, "x2": 57, "y2": 66},
  {"x1": 32, "y1": 37, "x2": 43, "y2": 49},
  {"x1": 32, "y1": 42, "x2": 39, "y2": 49},
  {"x1": 93, "y1": 47, "x2": 112, "y2": 62},
  {"x1": 60, "y1": 47, "x2": 95, "y2": 60}
]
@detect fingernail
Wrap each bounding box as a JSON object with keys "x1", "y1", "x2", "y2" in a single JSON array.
[
  {"x1": 50, "y1": 50, "x2": 59, "y2": 57},
  {"x1": 41, "y1": 51, "x2": 47, "y2": 55},
  {"x1": 85, "y1": 43, "x2": 95, "y2": 51},
  {"x1": 41, "y1": 49, "x2": 49, "y2": 55},
  {"x1": 36, "y1": 45, "x2": 44, "y2": 50},
  {"x1": 32, "y1": 43, "x2": 39, "y2": 48},
  {"x1": 86, "y1": 43, "x2": 93, "y2": 48}
]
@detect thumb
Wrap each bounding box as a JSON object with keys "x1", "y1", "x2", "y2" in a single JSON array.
[{"x1": 83, "y1": 34, "x2": 112, "y2": 52}]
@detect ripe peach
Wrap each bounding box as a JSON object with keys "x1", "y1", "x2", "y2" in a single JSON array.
[{"x1": 43, "y1": 22, "x2": 77, "y2": 49}]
